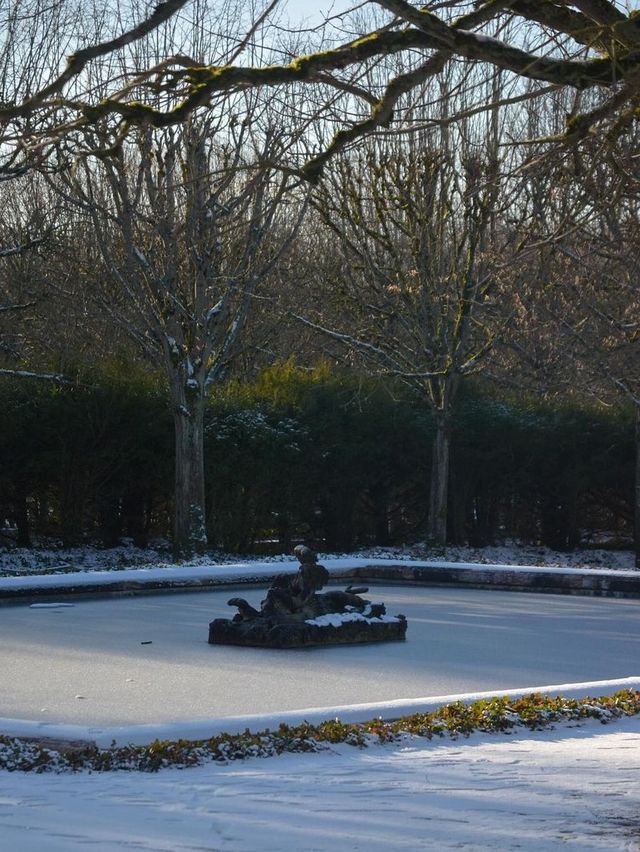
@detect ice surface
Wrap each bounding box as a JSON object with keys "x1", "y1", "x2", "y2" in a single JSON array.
[
  {"x1": 1, "y1": 585, "x2": 639, "y2": 744},
  {"x1": 1, "y1": 552, "x2": 640, "y2": 850}
]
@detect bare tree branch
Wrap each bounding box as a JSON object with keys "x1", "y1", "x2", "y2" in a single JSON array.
[
  {"x1": 2, "y1": 1, "x2": 640, "y2": 180},
  {"x1": 0, "y1": 237, "x2": 46, "y2": 258},
  {"x1": 0, "y1": 1, "x2": 190, "y2": 119}
]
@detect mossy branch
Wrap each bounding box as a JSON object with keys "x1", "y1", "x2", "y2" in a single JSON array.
[
  {"x1": 0, "y1": 1, "x2": 189, "y2": 120},
  {"x1": 3, "y1": 0, "x2": 640, "y2": 182}
]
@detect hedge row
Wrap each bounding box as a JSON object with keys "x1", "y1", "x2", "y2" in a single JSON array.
[
  {"x1": 2, "y1": 690, "x2": 639, "y2": 773},
  {"x1": 0, "y1": 361, "x2": 634, "y2": 551}
]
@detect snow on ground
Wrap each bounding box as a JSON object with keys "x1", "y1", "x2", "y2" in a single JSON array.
[
  {"x1": 0, "y1": 541, "x2": 637, "y2": 578},
  {"x1": 1, "y1": 714, "x2": 639, "y2": 851}
]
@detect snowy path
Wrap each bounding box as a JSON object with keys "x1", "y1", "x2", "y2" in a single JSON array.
[
  {"x1": 1, "y1": 586, "x2": 639, "y2": 732},
  {"x1": 1, "y1": 715, "x2": 639, "y2": 851}
]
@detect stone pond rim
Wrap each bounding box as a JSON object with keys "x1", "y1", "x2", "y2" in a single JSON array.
[{"x1": 1, "y1": 560, "x2": 638, "y2": 603}]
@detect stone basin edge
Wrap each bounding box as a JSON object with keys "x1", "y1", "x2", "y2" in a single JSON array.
[{"x1": 0, "y1": 560, "x2": 639, "y2": 601}]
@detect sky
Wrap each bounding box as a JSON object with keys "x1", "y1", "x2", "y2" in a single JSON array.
[
  {"x1": 282, "y1": 0, "x2": 640, "y2": 21},
  {"x1": 282, "y1": 0, "x2": 357, "y2": 25}
]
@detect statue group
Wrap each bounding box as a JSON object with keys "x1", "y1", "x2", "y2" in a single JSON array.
[{"x1": 208, "y1": 545, "x2": 407, "y2": 648}]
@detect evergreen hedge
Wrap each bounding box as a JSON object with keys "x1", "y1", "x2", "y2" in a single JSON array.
[{"x1": 0, "y1": 362, "x2": 634, "y2": 551}]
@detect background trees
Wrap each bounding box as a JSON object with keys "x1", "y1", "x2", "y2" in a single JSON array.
[
  {"x1": 0, "y1": 366, "x2": 173, "y2": 548},
  {"x1": 0, "y1": 362, "x2": 634, "y2": 552},
  {"x1": 541, "y1": 202, "x2": 640, "y2": 565},
  {"x1": 52, "y1": 109, "x2": 306, "y2": 553},
  {"x1": 1, "y1": 1, "x2": 639, "y2": 557},
  {"x1": 296, "y1": 79, "x2": 536, "y2": 544}
]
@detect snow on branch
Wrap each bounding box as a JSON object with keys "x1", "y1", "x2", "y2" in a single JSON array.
[
  {"x1": 0, "y1": 369, "x2": 73, "y2": 385},
  {"x1": 0, "y1": 301, "x2": 35, "y2": 313},
  {"x1": 291, "y1": 313, "x2": 441, "y2": 379},
  {"x1": 0, "y1": 237, "x2": 46, "y2": 258}
]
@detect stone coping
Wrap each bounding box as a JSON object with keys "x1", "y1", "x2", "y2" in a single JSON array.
[
  {"x1": 0, "y1": 574, "x2": 279, "y2": 602},
  {"x1": 0, "y1": 560, "x2": 639, "y2": 601},
  {"x1": 338, "y1": 563, "x2": 640, "y2": 598},
  {"x1": 6, "y1": 676, "x2": 640, "y2": 748}
]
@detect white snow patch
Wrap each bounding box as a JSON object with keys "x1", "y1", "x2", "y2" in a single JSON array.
[
  {"x1": 2, "y1": 712, "x2": 640, "y2": 851},
  {"x1": 1, "y1": 542, "x2": 638, "y2": 581},
  {"x1": 0, "y1": 537, "x2": 638, "y2": 849},
  {"x1": 305, "y1": 611, "x2": 402, "y2": 627},
  {"x1": 0, "y1": 554, "x2": 637, "y2": 593}
]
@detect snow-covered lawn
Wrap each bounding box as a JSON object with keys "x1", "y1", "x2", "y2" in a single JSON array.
[
  {"x1": 0, "y1": 541, "x2": 637, "y2": 579},
  {"x1": 0, "y1": 546, "x2": 639, "y2": 849},
  {"x1": 1, "y1": 713, "x2": 639, "y2": 850}
]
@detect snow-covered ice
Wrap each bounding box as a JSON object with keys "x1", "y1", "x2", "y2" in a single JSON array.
[
  {"x1": 1, "y1": 550, "x2": 639, "y2": 849},
  {"x1": 1, "y1": 585, "x2": 639, "y2": 745},
  {"x1": 304, "y1": 609, "x2": 403, "y2": 627}
]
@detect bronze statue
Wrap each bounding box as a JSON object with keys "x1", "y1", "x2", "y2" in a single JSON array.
[{"x1": 209, "y1": 545, "x2": 407, "y2": 647}]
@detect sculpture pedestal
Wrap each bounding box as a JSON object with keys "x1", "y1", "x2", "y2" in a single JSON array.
[{"x1": 209, "y1": 612, "x2": 407, "y2": 648}]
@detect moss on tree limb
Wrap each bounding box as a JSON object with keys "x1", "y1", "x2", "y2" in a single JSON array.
[
  {"x1": 74, "y1": 27, "x2": 621, "y2": 131},
  {"x1": 4, "y1": 0, "x2": 640, "y2": 181}
]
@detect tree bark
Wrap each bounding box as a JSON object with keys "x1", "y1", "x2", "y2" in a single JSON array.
[
  {"x1": 370, "y1": 485, "x2": 392, "y2": 547},
  {"x1": 427, "y1": 412, "x2": 452, "y2": 547},
  {"x1": 170, "y1": 378, "x2": 207, "y2": 556},
  {"x1": 123, "y1": 485, "x2": 149, "y2": 548},
  {"x1": 635, "y1": 406, "x2": 640, "y2": 569}
]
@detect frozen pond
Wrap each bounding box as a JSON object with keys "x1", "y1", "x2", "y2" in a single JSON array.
[{"x1": 1, "y1": 586, "x2": 639, "y2": 726}]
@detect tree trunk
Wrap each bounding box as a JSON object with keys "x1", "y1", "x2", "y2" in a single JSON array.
[
  {"x1": 369, "y1": 484, "x2": 391, "y2": 546},
  {"x1": 427, "y1": 413, "x2": 452, "y2": 547},
  {"x1": 14, "y1": 485, "x2": 31, "y2": 547},
  {"x1": 60, "y1": 472, "x2": 83, "y2": 547},
  {"x1": 170, "y1": 378, "x2": 207, "y2": 556},
  {"x1": 635, "y1": 406, "x2": 640, "y2": 569},
  {"x1": 98, "y1": 494, "x2": 122, "y2": 548},
  {"x1": 277, "y1": 513, "x2": 292, "y2": 553}
]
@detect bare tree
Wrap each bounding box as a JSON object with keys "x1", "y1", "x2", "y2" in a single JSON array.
[
  {"x1": 543, "y1": 218, "x2": 640, "y2": 565},
  {"x1": 296, "y1": 112, "x2": 535, "y2": 546},
  {"x1": 0, "y1": 171, "x2": 58, "y2": 370},
  {"x1": 53, "y1": 108, "x2": 306, "y2": 553}
]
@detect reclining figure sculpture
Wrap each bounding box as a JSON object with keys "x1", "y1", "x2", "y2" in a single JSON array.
[{"x1": 208, "y1": 545, "x2": 407, "y2": 648}]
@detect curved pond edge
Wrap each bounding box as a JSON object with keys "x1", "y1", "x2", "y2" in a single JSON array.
[
  {"x1": 2, "y1": 676, "x2": 640, "y2": 748},
  {"x1": 0, "y1": 558, "x2": 639, "y2": 601}
]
